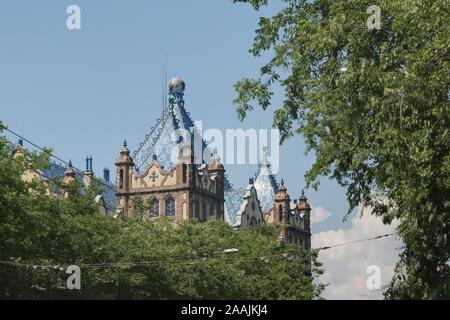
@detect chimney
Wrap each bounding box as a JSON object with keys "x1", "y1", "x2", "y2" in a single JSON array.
[
  {"x1": 103, "y1": 168, "x2": 110, "y2": 182},
  {"x1": 84, "y1": 156, "x2": 94, "y2": 186}
]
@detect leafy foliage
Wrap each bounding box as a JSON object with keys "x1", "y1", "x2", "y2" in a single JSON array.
[
  {"x1": 231, "y1": 0, "x2": 449, "y2": 299},
  {"x1": 0, "y1": 124, "x2": 323, "y2": 299}
]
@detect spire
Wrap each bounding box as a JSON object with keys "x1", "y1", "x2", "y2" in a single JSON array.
[
  {"x1": 254, "y1": 145, "x2": 279, "y2": 212},
  {"x1": 208, "y1": 148, "x2": 224, "y2": 171},
  {"x1": 297, "y1": 188, "x2": 311, "y2": 211},
  {"x1": 64, "y1": 159, "x2": 76, "y2": 182},
  {"x1": 300, "y1": 188, "x2": 307, "y2": 200},
  {"x1": 261, "y1": 146, "x2": 270, "y2": 165},
  {"x1": 168, "y1": 77, "x2": 186, "y2": 107},
  {"x1": 116, "y1": 140, "x2": 133, "y2": 166},
  {"x1": 275, "y1": 178, "x2": 290, "y2": 201}
]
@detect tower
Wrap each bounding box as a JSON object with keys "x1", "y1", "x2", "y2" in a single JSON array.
[
  {"x1": 274, "y1": 179, "x2": 291, "y2": 225},
  {"x1": 115, "y1": 140, "x2": 134, "y2": 217},
  {"x1": 207, "y1": 150, "x2": 225, "y2": 220},
  {"x1": 114, "y1": 77, "x2": 225, "y2": 222},
  {"x1": 297, "y1": 189, "x2": 311, "y2": 249}
]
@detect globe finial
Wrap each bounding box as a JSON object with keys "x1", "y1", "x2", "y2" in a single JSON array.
[{"x1": 168, "y1": 77, "x2": 186, "y2": 95}]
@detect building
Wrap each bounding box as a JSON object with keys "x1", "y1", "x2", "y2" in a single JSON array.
[
  {"x1": 115, "y1": 77, "x2": 311, "y2": 249},
  {"x1": 11, "y1": 76, "x2": 311, "y2": 250},
  {"x1": 13, "y1": 140, "x2": 115, "y2": 214}
]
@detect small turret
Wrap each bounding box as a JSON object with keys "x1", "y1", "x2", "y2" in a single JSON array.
[
  {"x1": 208, "y1": 149, "x2": 225, "y2": 205},
  {"x1": 13, "y1": 139, "x2": 27, "y2": 159},
  {"x1": 115, "y1": 140, "x2": 134, "y2": 217},
  {"x1": 63, "y1": 160, "x2": 77, "y2": 187},
  {"x1": 274, "y1": 179, "x2": 291, "y2": 225},
  {"x1": 297, "y1": 189, "x2": 311, "y2": 232}
]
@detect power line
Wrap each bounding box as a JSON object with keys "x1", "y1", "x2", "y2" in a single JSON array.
[
  {"x1": 2, "y1": 126, "x2": 116, "y2": 194},
  {"x1": 0, "y1": 152, "x2": 79, "y2": 196},
  {"x1": 0, "y1": 233, "x2": 397, "y2": 270},
  {"x1": 0, "y1": 126, "x2": 398, "y2": 269},
  {"x1": 314, "y1": 233, "x2": 396, "y2": 251}
]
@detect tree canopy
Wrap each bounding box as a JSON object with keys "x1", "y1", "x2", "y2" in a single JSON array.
[{"x1": 231, "y1": 0, "x2": 449, "y2": 299}]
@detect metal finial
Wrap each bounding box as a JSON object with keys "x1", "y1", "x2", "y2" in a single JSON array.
[
  {"x1": 68, "y1": 160, "x2": 73, "y2": 168},
  {"x1": 281, "y1": 179, "x2": 285, "y2": 185},
  {"x1": 302, "y1": 189, "x2": 305, "y2": 196},
  {"x1": 249, "y1": 178, "x2": 254, "y2": 185},
  {"x1": 18, "y1": 139, "x2": 23, "y2": 147},
  {"x1": 123, "y1": 139, "x2": 127, "y2": 148}
]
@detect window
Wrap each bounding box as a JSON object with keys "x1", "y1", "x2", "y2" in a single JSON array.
[
  {"x1": 149, "y1": 198, "x2": 159, "y2": 217},
  {"x1": 165, "y1": 196, "x2": 175, "y2": 217},
  {"x1": 119, "y1": 169, "x2": 124, "y2": 188}
]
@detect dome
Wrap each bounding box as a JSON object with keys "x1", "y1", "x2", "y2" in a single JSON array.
[{"x1": 168, "y1": 77, "x2": 186, "y2": 94}]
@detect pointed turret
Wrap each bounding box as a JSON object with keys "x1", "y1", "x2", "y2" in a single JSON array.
[
  {"x1": 297, "y1": 189, "x2": 311, "y2": 233},
  {"x1": 115, "y1": 140, "x2": 134, "y2": 217},
  {"x1": 63, "y1": 160, "x2": 76, "y2": 184},
  {"x1": 254, "y1": 146, "x2": 279, "y2": 213},
  {"x1": 274, "y1": 179, "x2": 291, "y2": 224}
]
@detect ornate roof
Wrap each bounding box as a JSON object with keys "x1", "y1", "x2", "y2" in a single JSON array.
[
  {"x1": 132, "y1": 82, "x2": 210, "y2": 173},
  {"x1": 41, "y1": 161, "x2": 116, "y2": 213},
  {"x1": 224, "y1": 175, "x2": 246, "y2": 226},
  {"x1": 253, "y1": 149, "x2": 279, "y2": 212}
]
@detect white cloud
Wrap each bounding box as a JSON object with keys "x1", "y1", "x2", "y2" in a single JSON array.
[
  {"x1": 312, "y1": 207, "x2": 402, "y2": 300},
  {"x1": 310, "y1": 206, "x2": 332, "y2": 225}
]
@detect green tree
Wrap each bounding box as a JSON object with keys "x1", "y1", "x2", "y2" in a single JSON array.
[
  {"x1": 0, "y1": 123, "x2": 323, "y2": 299},
  {"x1": 131, "y1": 196, "x2": 145, "y2": 220},
  {"x1": 231, "y1": 0, "x2": 449, "y2": 299}
]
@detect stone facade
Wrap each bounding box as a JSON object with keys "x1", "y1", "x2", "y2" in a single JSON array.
[{"x1": 115, "y1": 139, "x2": 225, "y2": 222}]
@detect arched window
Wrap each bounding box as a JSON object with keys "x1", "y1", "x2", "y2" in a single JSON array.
[
  {"x1": 149, "y1": 198, "x2": 159, "y2": 217},
  {"x1": 165, "y1": 196, "x2": 175, "y2": 217},
  {"x1": 119, "y1": 169, "x2": 124, "y2": 188},
  {"x1": 278, "y1": 205, "x2": 283, "y2": 222}
]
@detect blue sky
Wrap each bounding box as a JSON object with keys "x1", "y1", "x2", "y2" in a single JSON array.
[{"x1": 0, "y1": 0, "x2": 354, "y2": 233}]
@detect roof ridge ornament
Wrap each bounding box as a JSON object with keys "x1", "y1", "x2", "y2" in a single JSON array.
[{"x1": 168, "y1": 77, "x2": 185, "y2": 107}]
